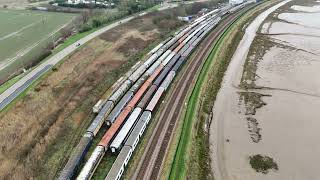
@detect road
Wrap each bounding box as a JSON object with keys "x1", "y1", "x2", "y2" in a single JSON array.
[
  {"x1": 132, "y1": 7, "x2": 252, "y2": 180},
  {"x1": 0, "y1": 1, "x2": 202, "y2": 111}
]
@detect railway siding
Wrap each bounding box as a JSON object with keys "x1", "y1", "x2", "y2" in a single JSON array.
[
  {"x1": 121, "y1": 1, "x2": 266, "y2": 179},
  {"x1": 81, "y1": 9, "x2": 223, "y2": 180}
]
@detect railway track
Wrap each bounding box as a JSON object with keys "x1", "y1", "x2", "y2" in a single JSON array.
[{"x1": 133, "y1": 6, "x2": 255, "y2": 180}]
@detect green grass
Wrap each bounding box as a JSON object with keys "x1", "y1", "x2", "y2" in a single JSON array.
[
  {"x1": 168, "y1": 1, "x2": 280, "y2": 179},
  {"x1": 0, "y1": 9, "x2": 76, "y2": 82},
  {"x1": 0, "y1": 72, "x2": 23, "y2": 94},
  {"x1": 0, "y1": 28, "x2": 94, "y2": 100},
  {"x1": 0, "y1": 4, "x2": 160, "y2": 92},
  {"x1": 168, "y1": 6, "x2": 260, "y2": 180},
  {"x1": 169, "y1": 22, "x2": 235, "y2": 180},
  {"x1": 149, "y1": 4, "x2": 161, "y2": 11}
]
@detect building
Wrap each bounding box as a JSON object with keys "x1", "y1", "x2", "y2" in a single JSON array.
[
  {"x1": 229, "y1": 0, "x2": 244, "y2": 5},
  {"x1": 66, "y1": 0, "x2": 112, "y2": 6}
]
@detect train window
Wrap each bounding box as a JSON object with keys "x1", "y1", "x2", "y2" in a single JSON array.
[
  {"x1": 128, "y1": 151, "x2": 132, "y2": 160},
  {"x1": 133, "y1": 139, "x2": 138, "y2": 150},
  {"x1": 124, "y1": 153, "x2": 130, "y2": 166},
  {"x1": 117, "y1": 168, "x2": 124, "y2": 180},
  {"x1": 141, "y1": 124, "x2": 146, "y2": 135}
]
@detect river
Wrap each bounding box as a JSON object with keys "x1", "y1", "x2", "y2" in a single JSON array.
[{"x1": 209, "y1": 0, "x2": 320, "y2": 179}]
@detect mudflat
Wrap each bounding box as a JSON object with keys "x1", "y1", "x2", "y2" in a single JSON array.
[{"x1": 210, "y1": 0, "x2": 320, "y2": 179}]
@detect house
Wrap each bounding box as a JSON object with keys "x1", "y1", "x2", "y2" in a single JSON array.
[{"x1": 229, "y1": 0, "x2": 244, "y2": 5}]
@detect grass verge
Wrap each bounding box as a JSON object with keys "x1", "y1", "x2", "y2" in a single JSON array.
[
  {"x1": 0, "y1": 73, "x2": 24, "y2": 94},
  {"x1": 168, "y1": 1, "x2": 278, "y2": 179},
  {"x1": 0, "y1": 3, "x2": 159, "y2": 98},
  {"x1": 169, "y1": 23, "x2": 234, "y2": 180}
]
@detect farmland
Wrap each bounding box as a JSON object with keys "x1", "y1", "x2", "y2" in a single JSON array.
[
  {"x1": 0, "y1": 9, "x2": 75, "y2": 82},
  {"x1": 0, "y1": 5, "x2": 188, "y2": 179}
]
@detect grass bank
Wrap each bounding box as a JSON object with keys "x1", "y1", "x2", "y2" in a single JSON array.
[
  {"x1": 0, "y1": 3, "x2": 155, "y2": 96},
  {"x1": 168, "y1": 1, "x2": 278, "y2": 179},
  {"x1": 0, "y1": 5, "x2": 189, "y2": 178}
]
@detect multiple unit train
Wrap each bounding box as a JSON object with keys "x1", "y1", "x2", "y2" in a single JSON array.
[{"x1": 59, "y1": 2, "x2": 253, "y2": 180}]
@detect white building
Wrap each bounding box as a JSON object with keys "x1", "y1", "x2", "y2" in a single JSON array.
[
  {"x1": 229, "y1": 0, "x2": 244, "y2": 5},
  {"x1": 67, "y1": 0, "x2": 111, "y2": 6},
  {"x1": 67, "y1": 0, "x2": 82, "y2": 4}
]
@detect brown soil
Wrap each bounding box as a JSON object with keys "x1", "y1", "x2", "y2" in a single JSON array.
[{"x1": 0, "y1": 9, "x2": 184, "y2": 180}]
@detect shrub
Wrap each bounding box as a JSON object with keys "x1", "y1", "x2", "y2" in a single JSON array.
[
  {"x1": 79, "y1": 24, "x2": 93, "y2": 33},
  {"x1": 91, "y1": 17, "x2": 103, "y2": 28},
  {"x1": 249, "y1": 154, "x2": 278, "y2": 174}
]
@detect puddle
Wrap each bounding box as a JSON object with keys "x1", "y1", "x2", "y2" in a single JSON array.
[
  {"x1": 209, "y1": 1, "x2": 293, "y2": 180},
  {"x1": 270, "y1": 34, "x2": 320, "y2": 54},
  {"x1": 272, "y1": 20, "x2": 320, "y2": 36},
  {"x1": 291, "y1": 5, "x2": 320, "y2": 12},
  {"x1": 256, "y1": 46, "x2": 320, "y2": 95},
  {"x1": 278, "y1": 12, "x2": 320, "y2": 28},
  {"x1": 210, "y1": 0, "x2": 320, "y2": 179}
]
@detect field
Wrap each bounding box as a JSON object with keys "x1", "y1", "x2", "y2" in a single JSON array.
[
  {"x1": 0, "y1": 9, "x2": 75, "y2": 82},
  {"x1": 0, "y1": 6, "x2": 187, "y2": 179}
]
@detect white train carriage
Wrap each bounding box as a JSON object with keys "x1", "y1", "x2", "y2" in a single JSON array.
[
  {"x1": 77, "y1": 146, "x2": 105, "y2": 180},
  {"x1": 104, "y1": 146, "x2": 132, "y2": 180},
  {"x1": 110, "y1": 107, "x2": 142, "y2": 153}
]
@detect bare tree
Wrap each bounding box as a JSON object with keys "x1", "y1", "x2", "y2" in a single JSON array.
[
  {"x1": 81, "y1": 10, "x2": 90, "y2": 24},
  {"x1": 46, "y1": 41, "x2": 55, "y2": 50},
  {"x1": 60, "y1": 26, "x2": 73, "y2": 39}
]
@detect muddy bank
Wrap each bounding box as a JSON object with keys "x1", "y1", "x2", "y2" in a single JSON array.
[
  {"x1": 211, "y1": 0, "x2": 320, "y2": 179},
  {"x1": 207, "y1": 0, "x2": 320, "y2": 179}
]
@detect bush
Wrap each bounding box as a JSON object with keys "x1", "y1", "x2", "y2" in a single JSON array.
[
  {"x1": 91, "y1": 17, "x2": 103, "y2": 28},
  {"x1": 20, "y1": 49, "x2": 52, "y2": 72},
  {"x1": 57, "y1": 2, "x2": 108, "y2": 9},
  {"x1": 249, "y1": 154, "x2": 278, "y2": 174},
  {"x1": 79, "y1": 24, "x2": 93, "y2": 33}
]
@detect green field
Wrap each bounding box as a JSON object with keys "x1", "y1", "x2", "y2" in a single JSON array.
[{"x1": 0, "y1": 9, "x2": 75, "y2": 80}]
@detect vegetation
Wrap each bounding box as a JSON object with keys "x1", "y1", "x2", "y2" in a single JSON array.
[
  {"x1": 0, "y1": 0, "x2": 157, "y2": 88},
  {"x1": 0, "y1": 73, "x2": 24, "y2": 94},
  {"x1": 120, "y1": 1, "x2": 227, "y2": 178},
  {"x1": 249, "y1": 154, "x2": 278, "y2": 173},
  {"x1": 239, "y1": 91, "x2": 270, "y2": 115},
  {"x1": 0, "y1": 9, "x2": 75, "y2": 84},
  {"x1": 168, "y1": 17, "x2": 239, "y2": 180},
  {"x1": 78, "y1": 1, "x2": 157, "y2": 32},
  {"x1": 168, "y1": 1, "x2": 278, "y2": 179}
]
